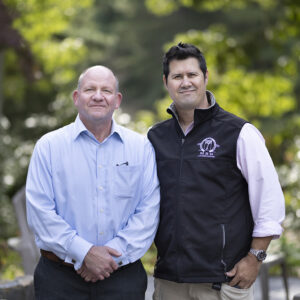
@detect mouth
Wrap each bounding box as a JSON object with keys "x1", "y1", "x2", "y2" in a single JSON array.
[
  {"x1": 179, "y1": 89, "x2": 196, "y2": 94},
  {"x1": 89, "y1": 105, "x2": 106, "y2": 108}
]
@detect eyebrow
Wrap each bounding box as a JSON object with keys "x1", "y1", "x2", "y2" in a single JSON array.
[
  {"x1": 171, "y1": 71, "x2": 200, "y2": 77},
  {"x1": 82, "y1": 85, "x2": 94, "y2": 89},
  {"x1": 82, "y1": 84, "x2": 114, "y2": 90},
  {"x1": 171, "y1": 71, "x2": 185, "y2": 76}
]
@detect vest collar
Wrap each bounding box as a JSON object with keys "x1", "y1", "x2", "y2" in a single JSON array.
[{"x1": 167, "y1": 90, "x2": 219, "y2": 127}]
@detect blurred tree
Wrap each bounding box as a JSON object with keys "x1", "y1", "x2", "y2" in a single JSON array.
[
  {"x1": 0, "y1": 0, "x2": 93, "y2": 239},
  {"x1": 2, "y1": 0, "x2": 92, "y2": 136},
  {"x1": 65, "y1": 0, "x2": 222, "y2": 112}
]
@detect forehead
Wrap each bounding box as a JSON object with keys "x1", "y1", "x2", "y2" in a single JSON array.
[
  {"x1": 169, "y1": 57, "x2": 201, "y2": 74},
  {"x1": 80, "y1": 68, "x2": 116, "y2": 88}
]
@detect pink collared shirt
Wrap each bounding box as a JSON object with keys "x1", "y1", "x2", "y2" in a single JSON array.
[{"x1": 183, "y1": 122, "x2": 285, "y2": 239}]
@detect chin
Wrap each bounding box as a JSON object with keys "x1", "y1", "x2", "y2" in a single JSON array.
[{"x1": 180, "y1": 100, "x2": 198, "y2": 107}]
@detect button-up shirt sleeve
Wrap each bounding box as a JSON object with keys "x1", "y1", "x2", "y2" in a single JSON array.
[
  {"x1": 105, "y1": 138, "x2": 160, "y2": 265},
  {"x1": 237, "y1": 123, "x2": 285, "y2": 239},
  {"x1": 26, "y1": 136, "x2": 93, "y2": 269}
]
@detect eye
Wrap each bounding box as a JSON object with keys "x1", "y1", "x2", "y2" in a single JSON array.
[
  {"x1": 172, "y1": 74, "x2": 182, "y2": 80},
  {"x1": 188, "y1": 73, "x2": 198, "y2": 78},
  {"x1": 103, "y1": 89, "x2": 113, "y2": 94},
  {"x1": 84, "y1": 87, "x2": 94, "y2": 92}
]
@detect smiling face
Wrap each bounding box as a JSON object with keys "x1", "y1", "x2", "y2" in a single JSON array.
[
  {"x1": 164, "y1": 57, "x2": 209, "y2": 112},
  {"x1": 73, "y1": 66, "x2": 122, "y2": 128}
]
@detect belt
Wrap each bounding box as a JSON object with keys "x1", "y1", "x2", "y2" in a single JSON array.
[
  {"x1": 40, "y1": 249, "x2": 74, "y2": 267},
  {"x1": 40, "y1": 249, "x2": 139, "y2": 272}
]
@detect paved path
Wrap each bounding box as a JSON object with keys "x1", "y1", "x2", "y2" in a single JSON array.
[{"x1": 146, "y1": 275, "x2": 300, "y2": 300}]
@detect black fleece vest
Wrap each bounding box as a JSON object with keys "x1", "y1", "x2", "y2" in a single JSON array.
[{"x1": 148, "y1": 103, "x2": 254, "y2": 283}]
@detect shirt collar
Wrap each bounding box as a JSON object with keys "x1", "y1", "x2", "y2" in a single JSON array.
[
  {"x1": 111, "y1": 119, "x2": 125, "y2": 143},
  {"x1": 72, "y1": 115, "x2": 124, "y2": 143}
]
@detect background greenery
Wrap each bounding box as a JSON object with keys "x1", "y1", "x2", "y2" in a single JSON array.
[{"x1": 0, "y1": 0, "x2": 299, "y2": 279}]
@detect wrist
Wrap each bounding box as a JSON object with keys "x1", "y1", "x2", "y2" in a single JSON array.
[{"x1": 249, "y1": 248, "x2": 267, "y2": 262}]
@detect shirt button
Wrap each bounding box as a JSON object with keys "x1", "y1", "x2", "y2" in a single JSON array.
[
  {"x1": 98, "y1": 186, "x2": 103, "y2": 190},
  {"x1": 100, "y1": 209, "x2": 104, "y2": 213},
  {"x1": 98, "y1": 164, "x2": 102, "y2": 168},
  {"x1": 99, "y1": 232, "x2": 104, "y2": 235}
]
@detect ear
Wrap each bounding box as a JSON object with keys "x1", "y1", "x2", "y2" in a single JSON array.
[
  {"x1": 204, "y1": 70, "x2": 209, "y2": 85},
  {"x1": 114, "y1": 92, "x2": 123, "y2": 109},
  {"x1": 163, "y1": 75, "x2": 168, "y2": 89},
  {"x1": 72, "y1": 90, "x2": 79, "y2": 106}
]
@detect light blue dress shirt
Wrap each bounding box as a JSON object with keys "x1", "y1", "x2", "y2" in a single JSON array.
[{"x1": 26, "y1": 116, "x2": 160, "y2": 270}]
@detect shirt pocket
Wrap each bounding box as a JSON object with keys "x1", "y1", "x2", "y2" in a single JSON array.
[{"x1": 113, "y1": 165, "x2": 141, "y2": 199}]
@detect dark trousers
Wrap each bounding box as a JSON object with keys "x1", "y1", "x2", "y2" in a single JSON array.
[{"x1": 34, "y1": 256, "x2": 147, "y2": 300}]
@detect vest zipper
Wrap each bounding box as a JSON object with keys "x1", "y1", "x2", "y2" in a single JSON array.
[
  {"x1": 175, "y1": 136, "x2": 185, "y2": 281},
  {"x1": 220, "y1": 224, "x2": 228, "y2": 278}
]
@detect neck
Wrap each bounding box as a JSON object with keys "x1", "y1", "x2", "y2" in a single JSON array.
[
  {"x1": 178, "y1": 110, "x2": 194, "y2": 132},
  {"x1": 93, "y1": 125, "x2": 112, "y2": 142},
  {"x1": 176, "y1": 96, "x2": 211, "y2": 132},
  {"x1": 80, "y1": 117, "x2": 113, "y2": 142}
]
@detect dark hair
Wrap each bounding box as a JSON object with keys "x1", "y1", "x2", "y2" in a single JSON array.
[{"x1": 163, "y1": 42, "x2": 207, "y2": 82}]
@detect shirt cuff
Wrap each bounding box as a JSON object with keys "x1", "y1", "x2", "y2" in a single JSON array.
[
  {"x1": 65, "y1": 235, "x2": 93, "y2": 270},
  {"x1": 105, "y1": 237, "x2": 130, "y2": 267},
  {"x1": 252, "y1": 221, "x2": 284, "y2": 240}
]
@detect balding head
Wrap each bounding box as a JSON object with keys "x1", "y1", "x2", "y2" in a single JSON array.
[{"x1": 77, "y1": 65, "x2": 119, "y2": 92}]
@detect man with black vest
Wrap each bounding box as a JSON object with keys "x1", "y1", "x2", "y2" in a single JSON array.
[{"x1": 148, "y1": 43, "x2": 285, "y2": 300}]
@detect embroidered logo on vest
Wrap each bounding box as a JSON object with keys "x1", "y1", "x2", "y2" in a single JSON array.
[{"x1": 197, "y1": 137, "x2": 220, "y2": 158}]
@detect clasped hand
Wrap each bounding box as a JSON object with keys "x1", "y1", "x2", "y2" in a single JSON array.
[{"x1": 77, "y1": 246, "x2": 121, "y2": 282}]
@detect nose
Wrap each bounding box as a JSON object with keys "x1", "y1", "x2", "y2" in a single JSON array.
[
  {"x1": 92, "y1": 89, "x2": 104, "y2": 101},
  {"x1": 181, "y1": 76, "x2": 192, "y2": 87}
]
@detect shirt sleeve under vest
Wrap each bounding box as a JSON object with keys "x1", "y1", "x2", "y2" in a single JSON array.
[{"x1": 236, "y1": 123, "x2": 285, "y2": 239}]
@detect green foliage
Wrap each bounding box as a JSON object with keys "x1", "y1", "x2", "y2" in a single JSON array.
[
  {"x1": 154, "y1": 96, "x2": 173, "y2": 121},
  {"x1": 0, "y1": 195, "x2": 18, "y2": 239},
  {"x1": 280, "y1": 235, "x2": 300, "y2": 277},
  {"x1": 145, "y1": 0, "x2": 179, "y2": 16},
  {"x1": 133, "y1": 110, "x2": 156, "y2": 133},
  {"x1": 0, "y1": 241, "x2": 23, "y2": 280},
  {"x1": 141, "y1": 243, "x2": 157, "y2": 275},
  {"x1": 214, "y1": 70, "x2": 294, "y2": 121},
  {"x1": 4, "y1": 0, "x2": 92, "y2": 85},
  {"x1": 1, "y1": 0, "x2": 94, "y2": 195},
  {"x1": 146, "y1": 0, "x2": 276, "y2": 16}
]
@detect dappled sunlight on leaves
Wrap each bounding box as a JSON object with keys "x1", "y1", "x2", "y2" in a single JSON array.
[
  {"x1": 145, "y1": 0, "x2": 178, "y2": 16},
  {"x1": 214, "y1": 69, "x2": 294, "y2": 121}
]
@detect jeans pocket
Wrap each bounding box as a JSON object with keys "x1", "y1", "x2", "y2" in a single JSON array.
[{"x1": 221, "y1": 283, "x2": 254, "y2": 300}]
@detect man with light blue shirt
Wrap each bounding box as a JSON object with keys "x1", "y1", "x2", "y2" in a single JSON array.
[{"x1": 26, "y1": 65, "x2": 160, "y2": 300}]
